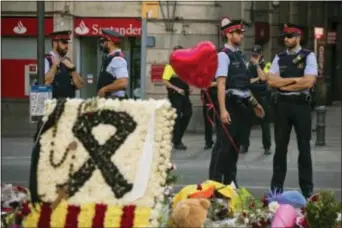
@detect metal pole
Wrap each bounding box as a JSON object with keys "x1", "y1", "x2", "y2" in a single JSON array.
[
  {"x1": 37, "y1": 1, "x2": 45, "y2": 85},
  {"x1": 315, "y1": 106, "x2": 327, "y2": 146},
  {"x1": 140, "y1": 16, "x2": 147, "y2": 99}
]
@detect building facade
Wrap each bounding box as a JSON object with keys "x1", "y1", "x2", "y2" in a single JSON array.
[{"x1": 1, "y1": 1, "x2": 341, "y2": 136}]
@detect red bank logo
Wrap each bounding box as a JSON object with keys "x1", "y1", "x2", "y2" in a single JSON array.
[
  {"x1": 74, "y1": 20, "x2": 141, "y2": 36},
  {"x1": 13, "y1": 20, "x2": 27, "y2": 34},
  {"x1": 74, "y1": 20, "x2": 90, "y2": 35}
]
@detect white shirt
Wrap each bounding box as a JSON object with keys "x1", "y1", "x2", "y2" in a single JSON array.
[
  {"x1": 106, "y1": 49, "x2": 129, "y2": 97},
  {"x1": 44, "y1": 51, "x2": 59, "y2": 74}
]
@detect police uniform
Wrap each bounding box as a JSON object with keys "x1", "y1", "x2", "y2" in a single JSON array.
[
  {"x1": 44, "y1": 30, "x2": 76, "y2": 99},
  {"x1": 209, "y1": 20, "x2": 251, "y2": 185},
  {"x1": 162, "y1": 62, "x2": 192, "y2": 150},
  {"x1": 97, "y1": 29, "x2": 128, "y2": 99},
  {"x1": 241, "y1": 45, "x2": 272, "y2": 155},
  {"x1": 269, "y1": 23, "x2": 318, "y2": 198},
  {"x1": 201, "y1": 79, "x2": 218, "y2": 149}
]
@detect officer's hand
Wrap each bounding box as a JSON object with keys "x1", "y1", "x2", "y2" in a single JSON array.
[
  {"x1": 253, "y1": 104, "x2": 265, "y2": 118},
  {"x1": 51, "y1": 56, "x2": 60, "y2": 67},
  {"x1": 293, "y1": 78, "x2": 302, "y2": 83},
  {"x1": 220, "y1": 110, "x2": 231, "y2": 124},
  {"x1": 97, "y1": 88, "x2": 107, "y2": 97},
  {"x1": 61, "y1": 58, "x2": 75, "y2": 69},
  {"x1": 176, "y1": 88, "x2": 185, "y2": 95}
]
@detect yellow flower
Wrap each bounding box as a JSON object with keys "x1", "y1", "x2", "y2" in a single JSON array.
[
  {"x1": 134, "y1": 207, "x2": 151, "y2": 227},
  {"x1": 78, "y1": 203, "x2": 96, "y2": 228},
  {"x1": 104, "y1": 205, "x2": 123, "y2": 228},
  {"x1": 50, "y1": 200, "x2": 68, "y2": 228},
  {"x1": 22, "y1": 203, "x2": 41, "y2": 228}
]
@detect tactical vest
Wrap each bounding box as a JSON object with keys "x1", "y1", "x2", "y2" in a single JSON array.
[
  {"x1": 277, "y1": 49, "x2": 311, "y2": 93},
  {"x1": 97, "y1": 51, "x2": 126, "y2": 97},
  {"x1": 222, "y1": 48, "x2": 249, "y2": 90},
  {"x1": 45, "y1": 54, "x2": 76, "y2": 99}
]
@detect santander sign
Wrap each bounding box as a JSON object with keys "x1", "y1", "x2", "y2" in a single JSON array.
[{"x1": 74, "y1": 18, "x2": 141, "y2": 37}]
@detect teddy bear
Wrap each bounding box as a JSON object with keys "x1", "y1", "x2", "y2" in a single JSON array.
[{"x1": 170, "y1": 198, "x2": 211, "y2": 228}]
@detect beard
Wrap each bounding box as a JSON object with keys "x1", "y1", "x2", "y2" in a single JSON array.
[
  {"x1": 103, "y1": 47, "x2": 110, "y2": 54},
  {"x1": 285, "y1": 41, "x2": 297, "y2": 49},
  {"x1": 231, "y1": 39, "x2": 241, "y2": 46},
  {"x1": 57, "y1": 46, "x2": 67, "y2": 57}
]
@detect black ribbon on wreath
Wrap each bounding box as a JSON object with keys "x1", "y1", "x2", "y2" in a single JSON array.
[{"x1": 29, "y1": 99, "x2": 138, "y2": 205}]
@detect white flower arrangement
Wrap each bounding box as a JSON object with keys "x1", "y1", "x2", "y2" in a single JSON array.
[
  {"x1": 37, "y1": 98, "x2": 176, "y2": 227},
  {"x1": 268, "y1": 201, "x2": 280, "y2": 214}
]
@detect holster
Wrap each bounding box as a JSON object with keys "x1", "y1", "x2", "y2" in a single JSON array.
[{"x1": 226, "y1": 91, "x2": 250, "y2": 109}]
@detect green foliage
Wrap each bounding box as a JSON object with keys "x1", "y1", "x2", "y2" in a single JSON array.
[{"x1": 306, "y1": 191, "x2": 341, "y2": 228}]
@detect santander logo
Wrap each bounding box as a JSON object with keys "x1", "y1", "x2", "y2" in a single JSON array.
[
  {"x1": 74, "y1": 20, "x2": 141, "y2": 36},
  {"x1": 75, "y1": 20, "x2": 90, "y2": 35},
  {"x1": 13, "y1": 20, "x2": 27, "y2": 34}
]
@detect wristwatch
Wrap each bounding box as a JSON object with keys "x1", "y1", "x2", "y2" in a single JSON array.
[
  {"x1": 249, "y1": 96, "x2": 259, "y2": 107},
  {"x1": 68, "y1": 66, "x2": 76, "y2": 72}
]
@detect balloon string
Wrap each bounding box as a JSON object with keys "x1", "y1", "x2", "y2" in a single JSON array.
[
  {"x1": 200, "y1": 93, "x2": 215, "y2": 126},
  {"x1": 203, "y1": 90, "x2": 240, "y2": 154}
]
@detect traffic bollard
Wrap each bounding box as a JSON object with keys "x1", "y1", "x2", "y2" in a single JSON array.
[{"x1": 315, "y1": 106, "x2": 327, "y2": 146}]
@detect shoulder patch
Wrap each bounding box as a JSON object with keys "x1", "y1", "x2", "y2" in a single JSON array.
[{"x1": 299, "y1": 49, "x2": 311, "y2": 56}]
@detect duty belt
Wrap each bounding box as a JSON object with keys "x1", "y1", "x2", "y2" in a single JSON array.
[
  {"x1": 226, "y1": 90, "x2": 250, "y2": 108},
  {"x1": 273, "y1": 93, "x2": 312, "y2": 105}
]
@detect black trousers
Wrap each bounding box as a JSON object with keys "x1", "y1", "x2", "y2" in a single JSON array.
[
  {"x1": 201, "y1": 91, "x2": 217, "y2": 146},
  {"x1": 169, "y1": 93, "x2": 192, "y2": 145},
  {"x1": 209, "y1": 113, "x2": 221, "y2": 179},
  {"x1": 270, "y1": 99, "x2": 313, "y2": 198},
  {"x1": 209, "y1": 96, "x2": 250, "y2": 186},
  {"x1": 242, "y1": 95, "x2": 272, "y2": 149}
]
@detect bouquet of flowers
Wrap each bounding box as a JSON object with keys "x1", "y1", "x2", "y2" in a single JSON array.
[
  {"x1": 297, "y1": 190, "x2": 342, "y2": 228},
  {"x1": 235, "y1": 196, "x2": 273, "y2": 228},
  {"x1": 158, "y1": 163, "x2": 177, "y2": 228},
  {"x1": 1, "y1": 184, "x2": 30, "y2": 228}
]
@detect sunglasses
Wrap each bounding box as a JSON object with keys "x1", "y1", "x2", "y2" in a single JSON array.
[
  {"x1": 252, "y1": 53, "x2": 260, "y2": 57},
  {"x1": 100, "y1": 38, "x2": 110, "y2": 44},
  {"x1": 282, "y1": 33, "x2": 300, "y2": 39}
]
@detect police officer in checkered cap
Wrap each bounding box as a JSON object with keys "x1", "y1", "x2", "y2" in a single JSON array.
[
  {"x1": 97, "y1": 29, "x2": 129, "y2": 99},
  {"x1": 209, "y1": 18, "x2": 265, "y2": 186},
  {"x1": 44, "y1": 30, "x2": 84, "y2": 98},
  {"x1": 267, "y1": 23, "x2": 318, "y2": 199}
]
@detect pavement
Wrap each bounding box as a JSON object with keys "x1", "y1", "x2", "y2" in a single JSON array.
[{"x1": 1, "y1": 103, "x2": 341, "y2": 200}]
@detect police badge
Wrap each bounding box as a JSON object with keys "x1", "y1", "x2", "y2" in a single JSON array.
[{"x1": 297, "y1": 63, "x2": 304, "y2": 69}]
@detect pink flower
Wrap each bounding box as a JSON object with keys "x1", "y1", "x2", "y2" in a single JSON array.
[{"x1": 296, "y1": 216, "x2": 309, "y2": 228}]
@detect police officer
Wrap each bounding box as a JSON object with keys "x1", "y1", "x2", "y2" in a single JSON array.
[
  {"x1": 241, "y1": 45, "x2": 272, "y2": 155},
  {"x1": 210, "y1": 19, "x2": 265, "y2": 185},
  {"x1": 268, "y1": 23, "x2": 318, "y2": 198},
  {"x1": 97, "y1": 29, "x2": 129, "y2": 99},
  {"x1": 162, "y1": 46, "x2": 192, "y2": 150},
  {"x1": 201, "y1": 80, "x2": 217, "y2": 149},
  {"x1": 44, "y1": 30, "x2": 84, "y2": 98}
]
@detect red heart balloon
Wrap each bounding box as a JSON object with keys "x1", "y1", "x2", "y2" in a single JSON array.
[{"x1": 170, "y1": 41, "x2": 218, "y2": 89}]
